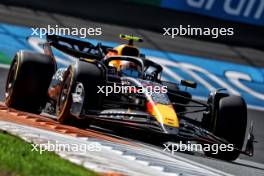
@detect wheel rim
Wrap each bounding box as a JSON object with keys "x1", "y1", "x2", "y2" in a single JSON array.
[
  {"x1": 5, "y1": 59, "x2": 18, "y2": 101},
  {"x1": 57, "y1": 69, "x2": 73, "y2": 117}
]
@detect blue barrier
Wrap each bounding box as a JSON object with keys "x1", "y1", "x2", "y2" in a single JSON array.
[{"x1": 161, "y1": 0, "x2": 264, "y2": 26}]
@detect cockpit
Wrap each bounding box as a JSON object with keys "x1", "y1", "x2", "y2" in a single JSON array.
[{"x1": 103, "y1": 55, "x2": 163, "y2": 81}]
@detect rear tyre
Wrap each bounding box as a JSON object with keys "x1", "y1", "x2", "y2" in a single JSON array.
[
  {"x1": 56, "y1": 60, "x2": 105, "y2": 126},
  {"x1": 5, "y1": 51, "x2": 55, "y2": 113},
  {"x1": 203, "y1": 95, "x2": 247, "y2": 161}
]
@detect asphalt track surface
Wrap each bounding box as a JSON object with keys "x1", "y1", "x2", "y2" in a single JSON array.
[{"x1": 0, "y1": 4, "x2": 264, "y2": 176}]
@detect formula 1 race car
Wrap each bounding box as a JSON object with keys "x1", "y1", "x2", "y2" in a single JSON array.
[{"x1": 5, "y1": 34, "x2": 255, "y2": 161}]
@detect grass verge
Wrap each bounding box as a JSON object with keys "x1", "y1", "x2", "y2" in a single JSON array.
[
  {"x1": 0, "y1": 53, "x2": 11, "y2": 65},
  {"x1": 0, "y1": 131, "x2": 97, "y2": 176}
]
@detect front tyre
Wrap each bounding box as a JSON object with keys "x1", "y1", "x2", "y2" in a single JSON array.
[{"x1": 203, "y1": 95, "x2": 247, "y2": 161}]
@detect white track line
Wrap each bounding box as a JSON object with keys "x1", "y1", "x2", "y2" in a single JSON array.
[
  {"x1": 0, "y1": 63, "x2": 9, "y2": 69},
  {"x1": 236, "y1": 159, "x2": 264, "y2": 170}
]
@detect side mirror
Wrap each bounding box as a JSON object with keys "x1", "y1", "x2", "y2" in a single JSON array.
[{"x1": 181, "y1": 80, "x2": 197, "y2": 89}]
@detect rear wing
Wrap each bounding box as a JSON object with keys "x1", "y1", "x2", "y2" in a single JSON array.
[{"x1": 45, "y1": 35, "x2": 112, "y2": 60}]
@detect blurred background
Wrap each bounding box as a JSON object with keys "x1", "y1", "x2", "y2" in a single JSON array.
[{"x1": 1, "y1": 0, "x2": 263, "y2": 49}]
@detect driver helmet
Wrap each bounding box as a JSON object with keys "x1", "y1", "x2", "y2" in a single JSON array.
[{"x1": 118, "y1": 60, "x2": 141, "y2": 78}]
